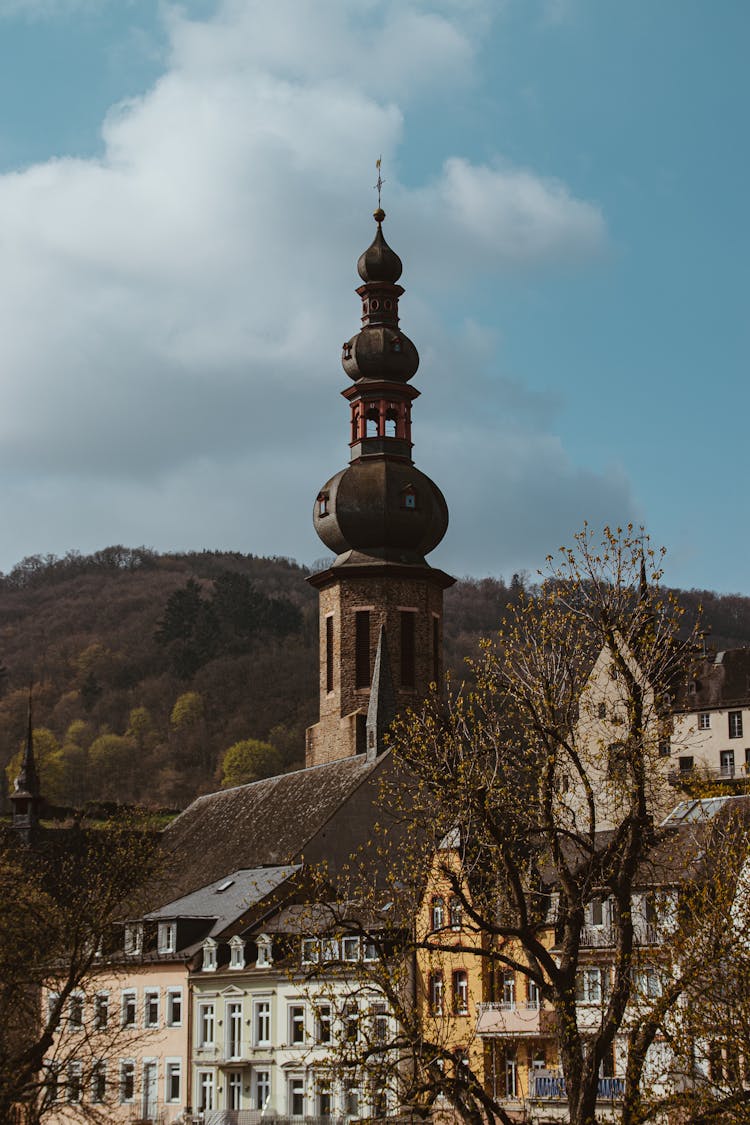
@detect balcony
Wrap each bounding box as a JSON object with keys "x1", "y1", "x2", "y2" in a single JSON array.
[
  {"x1": 668, "y1": 765, "x2": 749, "y2": 790},
  {"x1": 530, "y1": 1075, "x2": 625, "y2": 1102},
  {"x1": 580, "y1": 923, "x2": 659, "y2": 947},
  {"x1": 476, "y1": 1001, "x2": 556, "y2": 1037}
]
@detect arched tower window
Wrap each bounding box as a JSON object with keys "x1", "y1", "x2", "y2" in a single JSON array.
[
  {"x1": 385, "y1": 408, "x2": 398, "y2": 438},
  {"x1": 366, "y1": 409, "x2": 379, "y2": 438}
]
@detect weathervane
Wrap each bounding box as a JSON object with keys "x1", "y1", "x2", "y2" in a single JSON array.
[{"x1": 374, "y1": 156, "x2": 385, "y2": 211}]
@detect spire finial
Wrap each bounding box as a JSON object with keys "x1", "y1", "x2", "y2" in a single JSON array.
[{"x1": 373, "y1": 156, "x2": 385, "y2": 222}]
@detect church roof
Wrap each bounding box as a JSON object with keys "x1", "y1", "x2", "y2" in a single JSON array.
[
  {"x1": 144, "y1": 864, "x2": 301, "y2": 937},
  {"x1": 160, "y1": 753, "x2": 391, "y2": 900}
]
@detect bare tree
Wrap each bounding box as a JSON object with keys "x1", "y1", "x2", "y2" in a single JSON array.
[{"x1": 0, "y1": 816, "x2": 162, "y2": 1123}]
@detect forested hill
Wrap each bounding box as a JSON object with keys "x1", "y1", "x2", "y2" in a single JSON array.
[{"x1": 0, "y1": 546, "x2": 748, "y2": 814}]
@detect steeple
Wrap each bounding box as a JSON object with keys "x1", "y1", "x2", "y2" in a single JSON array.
[
  {"x1": 305, "y1": 205, "x2": 454, "y2": 768},
  {"x1": 11, "y1": 689, "x2": 43, "y2": 839}
]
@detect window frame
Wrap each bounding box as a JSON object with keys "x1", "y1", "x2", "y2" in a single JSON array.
[
  {"x1": 166, "y1": 987, "x2": 183, "y2": 1028},
  {"x1": 143, "y1": 987, "x2": 160, "y2": 1029},
  {"x1": 254, "y1": 998, "x2": 271, "y2": 1046},
  {"x1": 121, "y1": 989, "x2": 137, "y2": 1029},
  {"x1": 729, "y1": 710, "x2": 743, "y2": 739},
  {"x1": 197, "y1": 1002, "x2": 216, "y2": 1048},
  {"x1": 165, "y1": 1058, "x2": 182, "y2": 1105}
]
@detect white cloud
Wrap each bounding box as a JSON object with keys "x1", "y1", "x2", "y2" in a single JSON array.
[{"x1": 0, "y1": 0, "x2": 625, "y2": 576}]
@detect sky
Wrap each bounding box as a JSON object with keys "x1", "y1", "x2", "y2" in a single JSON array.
[{"x1": 0, "y1": 0, "x2": 747, "y2": 592}]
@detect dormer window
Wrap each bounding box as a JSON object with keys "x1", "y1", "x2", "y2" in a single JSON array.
[
  {"x1": 400, "y1": 486, "x2": 417, "y2": 511},
  {"x1": 256, "y1": 934, "x2": 273, "y2": 968},
  {"x1": 317, "y1": 491, "x2": 329, "y2": 517},
  {"x1": 202, "y1": 938, "x2": 217, "y2": 972},
  {"x1": 229, "y1": 936, "x2": 246, "y2": 970},
  {"x1": 158, "y1": 922, "x2": 176, "y2": 955},
  {"x1": 124, "y1": 924, "x2": 143, "y2": 957}
]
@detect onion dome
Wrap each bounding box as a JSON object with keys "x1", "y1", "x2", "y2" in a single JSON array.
[
  {"x1": 314, "y1": 459, "x2": 448, "y2": 565},
  {"x1": 341, "y1": 325, "x2": 419, "y2": 383},
  {"x1": 357, "y1": 209, "x2": 403, "y2": 284}
]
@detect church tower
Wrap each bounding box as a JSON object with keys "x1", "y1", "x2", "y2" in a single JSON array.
[{"x1": 306, "y1": 209, "x2": 454, "y2": 767}]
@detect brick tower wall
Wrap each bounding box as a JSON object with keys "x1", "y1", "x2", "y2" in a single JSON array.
[{"x1": 305, "y1": 572, "x2": 444, "y2": 768}]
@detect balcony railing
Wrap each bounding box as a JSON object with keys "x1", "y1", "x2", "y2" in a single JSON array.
[
  {"x1": 530, "y1": 1075, "x2": 625, "y2": 1102},
  {"x1": 668, "y1": 765, "x2": 749, "y2": 788}
]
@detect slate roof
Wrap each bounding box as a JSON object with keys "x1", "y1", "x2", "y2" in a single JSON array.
[
  {"x1": 144, "y1": 865, "x2": 301, "y2": 937},
  {"x1": 674, "y1": 648, "x2": 750, "y2": 711},
  {"x1": 159, "y1": 753, "x2": 392, "y2": 901}
]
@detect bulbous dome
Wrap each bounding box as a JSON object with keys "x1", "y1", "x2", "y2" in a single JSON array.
[
  {"x1": 314, "y1": 459, "x2": 448, "y2": 564},
  {"x1": 342, "y1": 325, "x2": 419, "y2": 382},
  {"x1": 357, "y1": 212, "x2": 403, "y2": 284}
]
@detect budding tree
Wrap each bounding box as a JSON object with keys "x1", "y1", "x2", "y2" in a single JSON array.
[{"x1": 310, "y1": 528, "x2": 750, "y2": 1125}]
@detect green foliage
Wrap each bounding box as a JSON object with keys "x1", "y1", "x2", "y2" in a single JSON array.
[{"x1": 220, "y1": 738, "x2": 282, "y2": 788}]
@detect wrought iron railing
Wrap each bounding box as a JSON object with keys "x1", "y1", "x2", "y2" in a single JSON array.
[{"x1": 530, "y1": 1075, "x2": 625, "y2": 1101}]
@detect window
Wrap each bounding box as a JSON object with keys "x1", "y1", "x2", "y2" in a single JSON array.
[
  {"x1": 452, "y1": 970, "x2": 468, "y2": 1015},
  {"x1": 431, "y1": 895, "x2": 445, "y2": 931},
  {"x1": 355, "y1": 610, "x2": 371, "y2": 689},
  {"x1": 94, "y1": 992, "x2": 108, "y2": 1031},
  {"x1": 228, "y1": 1002, "x2": 243, "y2": 1059},
  {"x1": 698, "y1": 712, "x2": 711, "y2": 730},
  {"x1": 527, "y1": 978, "x2": 541, "y2": 1008},
  {"x1": 230, "y1": 935, "x2": 246, "y2": 969},
  {"x1": 371, "y1": 1001, "x2": 388, "y2": 1044},
  {"x1": 449, "y1": 896, "x2": 462, "y2": 931},
  {"x1": 502, "y1": 972, "x2": 516, "y2": 1007},
  {"x1": 165, "y1": 1060, "x2": 181, "y2": 1104},
  {"x1": 254, "y1": 1069, "x2": 271, "y2": 1111},
  {"x1": 363, "y1": 939, "x2": 378, "y2": 961},
  {"x1": 505, "y1": 1051, "x2": 518, "y2": 1098},
  {"x1": 198, "y1": 1071, "x2": 215, "y2": 1112},
  {"x1": 120, "y1": 1060, "x2": 135, "y2": 1104},
  {"x1": 658, "y1": 739, "x2": 671, "y2": 757},
  {"x1": 429, "y1": 971, "x2": 444, "y2": 1015},
  {"x1": 198, "y1": 1003, "x2": 215, "y2": 1048},
  {"x1": 124, "y1": 923, "x2": 143, "y2": 957},
  {"x1": 302, "y1": 938, "x2": 319, "y2": 964},
  {"x1": 289, "y1": 1075, "x2": 305, "y2": 1117},
  {"x1": 679, "y1": 756, "x2": 694, "y2": 774},
  {"x1": 289, "y1": 1004, "x2": 305, "y2": 1045},
  {"x1": 588, "y1": 897, "x2": 604, "y2": 927},
  {"x1": 721, "y1": 749, "x2": 736, "y2": 777},
  {"x1": 342, "y1": 935, "x2": 360, "y2": 961},
  {"x1": 729, "y1": 711, "x2": 743, "y2": 738},
  {"x1": 228, "y1": 1070, "x2": 242, "y2": 1110},
  {"x1": 635, "y1": 967, "x2": 662, "y2": 998},
  {"x1": 576, "y1": 968, "x2": 605, "y2": 1004},
  {"x1": 91, "y1": 1061, "x2": 106, "y2": 1104},
  {"x1": 66, "y1": 1062, "x2": 82, "y2": 1103},
  {"x1": 597, "y1": 702, "x2": 607, "y2": 720},
  {"x1": 315, "y1": 1004, "x2": 332, "y2": 1044},
  {"x1": 320, "y1": 937, "x2": 339, "y2": 963},
  {"x1": 144, "y1": 988, "x2": 159, "y2": 1028},
  {"x1": 325, "y1": 615, "x2": 334, "y2": 694},
  {"x1": 121, "y1": 990, "x2": 136, "y2": 1028},
  {"x1": 166, "y1": 988, "x2": 182, "y2": 1027},
  {"x1": 366, "y1": 409, "x2": 379, "y2": 438},
  {"x1": 344, "y1": 1082, "x2": 360, "y2": 1117},
  {"x1": 384, "y1": 409, "x2": 397, "y2": 438},
  {"x1": 254, "y1": 999, "x2": 271, "y2": 1046},
  {"x1": 257, "y1": 934, "x2": 273, "y2": 967},
  {"x1": 68, "y1": 993, "x2": 83, "y2": 1030},
  {"x1": 344, "y1": 1000, "x2": 359, "y2": 1041},
  {"x1": 400, "y1": 610, "x2": 416, "y2": 688},
  {"x1": 432, "y1": 614, "x2": 440, "y2": 686},
  {"x1": 46, "y1": 992, "x2": 59, "y2": 1026},
  {"x1": 158, "y1": 921, "x2": 176, "y2": 954},
  {"x1": 400, "y1": 486, "x2": 417, "y2": 510},
  {"x1": 317, "y1": 1080, "x2": 333, "y2": 1117},
  {"x1": 202, "y1": 938, "x2": 217, "y2": 971},
  {"x1": 318, "y1": 491, "x2": 330, "y2": 517}
]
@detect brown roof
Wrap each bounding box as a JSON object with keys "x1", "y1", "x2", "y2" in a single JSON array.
[
  {"x1": 674, "y1": 647, "x2": 750, "y2": 711},
  {"x1": 159, "y1": 754, "x2": 392, "y2": 901}
]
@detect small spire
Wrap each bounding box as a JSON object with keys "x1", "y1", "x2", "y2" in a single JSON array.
[
  {"x1": 639, "y1": 551, "x2": 648, "y2": 602},
  {"x1": 366, "y1": 625, "x2": 396, "y2": 761},
  {"x1": 11, "y1": 684, "x2": 42, "y2": 839}
]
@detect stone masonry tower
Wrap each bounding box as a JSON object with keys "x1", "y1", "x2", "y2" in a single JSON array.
[{"x1": 306, "y1": 209, "x2": 454, "y2": 767}]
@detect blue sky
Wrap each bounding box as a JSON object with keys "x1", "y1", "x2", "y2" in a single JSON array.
[{"x1": 0, "y1": 0, "x2": 746, "y2": 592}]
